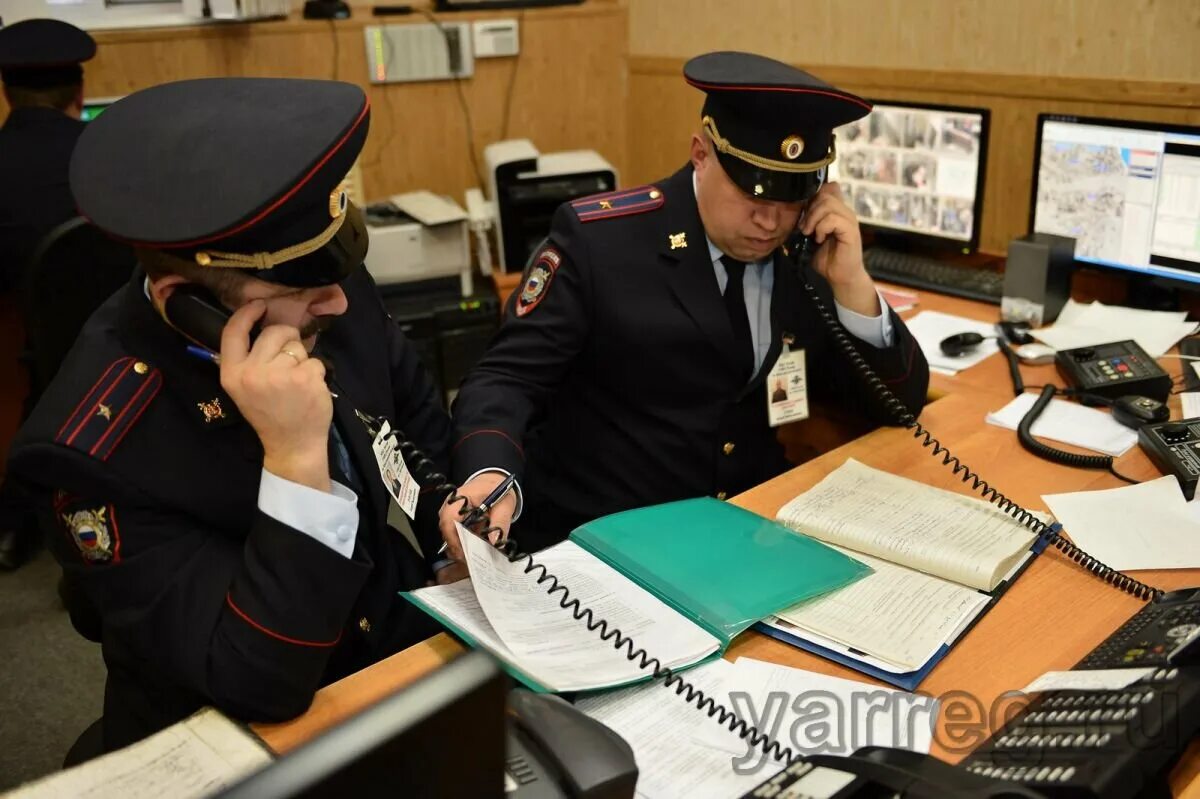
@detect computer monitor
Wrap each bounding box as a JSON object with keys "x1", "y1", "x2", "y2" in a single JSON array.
[
  {"x1": 214, "y1": 651, "x2": 509, "y2": 798},
  {"x1": 80, "y1": 96, "x2": 121, "y2": 123},
  {"x1": 829, "y1": 100, "x2": 989, "y2": 253},
  {"x1": 1030, "y1": 114, "x2": 1200, "y2": 289}
]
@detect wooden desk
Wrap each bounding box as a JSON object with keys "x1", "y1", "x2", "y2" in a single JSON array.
[{"x1": 253, "y1": 295, "x2": 1200, "y2": 796}]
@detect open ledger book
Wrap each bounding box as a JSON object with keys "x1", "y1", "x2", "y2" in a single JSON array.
[
  {"x1": 403, "y1": 497, "x2": 869, "y2": 693},
  {"x1": 760, "y1": 459, "x2": 1046, "y2": 690}
]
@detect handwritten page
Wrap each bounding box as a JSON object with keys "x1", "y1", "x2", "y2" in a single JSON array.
[
  {"x1": 7, "y1": 709, "x2": 270, "y2": 799},
  {"x1": 454, "y1": 527, "x2": 720, "y2": 690},
  {"x1": 575, "y1": 660, "x2": 784, "y2": 799},
  {"x1": 776, "y1": 546, "x2": 990, "y2": 672},
  {"x1": 692, "y1": 658, "x2": 938, "y2": 758},
  {"x1": 1042, "y1": 476, "x2": 1200, "y2": 570},
  {"x1": 985, "y1": 392, "x2": 1136, "y2": 457},
  {"x1": 777, "y1": 459, "x2": 1037, "y2": 591}
]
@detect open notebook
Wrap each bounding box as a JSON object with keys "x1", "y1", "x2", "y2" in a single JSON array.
[
  {"x1": 404, "y1": 497, "x2": 869, "y2": 693},
  {"x1": 759, "y1": 459, "x2": 1048, "y2": 690}
]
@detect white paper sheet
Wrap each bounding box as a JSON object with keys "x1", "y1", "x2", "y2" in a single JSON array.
[
  {"x1": 1032, "y1": 299, "x2": 1197, "y2": 358},
  {"x1": 692, "y1": 658, "x2": 938, "y2": 758},
  {"x1": 7, "y1": 709, "x2": 270, "y2": 799},
  {"x1": 1042, "y1": 476, "x2": 1200, "y2": 570},
  {"x1": 1023, "y1": 668, "x2": 1156, "y2": 693},
  {"x1": 985, "y1": 392, "x2": 1137, "y2": 457},
  {"x1": 575, "y1": 660, "x2": 784, "y2": 799},
  {"x1": 903, "y1": 311, "x2": 999, "y2": 373},
  {"x1": 1182, "y1": 392, "x2": 1200, "y2": 419},
  {"x1": 457, "y1": 529, "x2": 719, "y2": 690}
]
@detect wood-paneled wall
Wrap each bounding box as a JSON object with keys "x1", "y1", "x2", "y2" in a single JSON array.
[
  {"x1": 15, "y1": 2, "x2": 628, "y2": 206},
  {"x1": 629, "y1": 59, "x2": 1200, "y2": 255},
  {"x1": 629, "y1": 0, "x2": 1200, "y2": 83}
]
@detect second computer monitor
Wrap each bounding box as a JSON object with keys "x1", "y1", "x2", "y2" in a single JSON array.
[{"x1": 830, "y1": 100, "x2": 989, "y2": 253}]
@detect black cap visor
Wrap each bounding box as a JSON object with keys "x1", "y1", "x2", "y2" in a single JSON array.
[{"x1": 715, "y1": 149, "x2": 826, "y2": 203}]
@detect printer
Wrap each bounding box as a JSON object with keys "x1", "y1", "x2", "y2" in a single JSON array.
[
  {"x1": 483, "y1": 140, "x2": 617, "y2": 271},
  {"x1": 363, "y1": 191, "x2": 473, "y2": 295}
]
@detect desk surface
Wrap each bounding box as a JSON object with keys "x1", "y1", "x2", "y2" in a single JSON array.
[{"x1": 253, "y1": 287, "x2": 1200, "y2": 797}]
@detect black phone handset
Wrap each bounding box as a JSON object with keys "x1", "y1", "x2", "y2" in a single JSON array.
[
  {"x1": 784, "y1": 232, "x2": 1161, "y2": 602},
  {"x1": 161, "y1": 284, "x2": 473, "y2": 518}
]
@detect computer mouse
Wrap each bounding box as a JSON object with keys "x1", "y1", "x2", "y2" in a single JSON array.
[
  {"x1": 1014, "y1": 342, "x2": 1056, "y2": 365},
  {"x1": 939, "y1": 332, "x2": 986, "y2": 357}
]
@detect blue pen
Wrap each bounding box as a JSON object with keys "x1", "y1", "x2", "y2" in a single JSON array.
[
  {"x1": 185, "y1": 345, "x2": 221, "y2": 365},
  {"x1": 439, "y1": 473, "x2": 517, "y2": 555}
]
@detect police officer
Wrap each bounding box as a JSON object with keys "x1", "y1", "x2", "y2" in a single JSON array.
[
  {"x1": 439, "y1": 52, "x2": 930, "y2": 560},
  {"x1": 0, "y1": 19, "x2": 97, "y2": 570},
  {"x1": 7, "y1": 78, "x2": 451, "y2": 752},
  {"x1": 0, "y1": 18, "x2": 96, "y2": 289}
]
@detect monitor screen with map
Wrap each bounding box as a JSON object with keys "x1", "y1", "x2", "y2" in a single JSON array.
[
  {"x1": 1031, "y1": 114, "x2": 1200, "y2": 287},
  {"x1": 829, "y1": 100, "x2": 988, "y2": 252}
]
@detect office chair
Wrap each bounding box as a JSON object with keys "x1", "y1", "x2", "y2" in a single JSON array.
[{"x1": 22, "y1": 216, "x2": 135, "y2": 405}]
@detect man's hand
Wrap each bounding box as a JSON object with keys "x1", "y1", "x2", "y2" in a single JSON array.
[
  {"x1": 436, "y1": 471, "x2": 517, "y2": 561},
  {"x1": 800, "y1": 181, "x2": 880, "y2": 317},
  {"x1": 219, "y1": 300, "x2": 333, "y2": 492},
  {"x1": 434, "y1": 561, "x2": 469, "y2": 585}
]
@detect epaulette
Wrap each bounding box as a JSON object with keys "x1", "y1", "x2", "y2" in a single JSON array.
[
  {"x1": 570, "y1": 185, "x2": 664, "y2": 222},
  {"x1": 55, "y1": 356, "x2": 163, "y2": 461}
]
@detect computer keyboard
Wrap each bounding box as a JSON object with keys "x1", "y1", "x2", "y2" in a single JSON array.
[
  {"x1": 863, "y1": 247, "x2": 1004, "y2": 304},
  {"x1": 1181, "y1": 337, "x2": 1200, "y2": 392}
]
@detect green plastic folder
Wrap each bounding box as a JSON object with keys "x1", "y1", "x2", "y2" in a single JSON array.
[{"x1": 570, "y1": 497, "x2": 870, "y2": 647}]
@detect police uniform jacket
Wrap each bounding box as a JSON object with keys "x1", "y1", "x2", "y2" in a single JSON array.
[
  {"x1": 452, "y1": 165, "x2": 930, "y2": 549},
  {"x1": 8, "y1": 266, "x2": 450, "y2": 751},
  {"x1": 0, "y1": 107, "x2": 85, "y2": 291}
]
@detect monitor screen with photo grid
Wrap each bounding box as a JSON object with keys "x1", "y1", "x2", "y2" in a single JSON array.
[
  {"x1": 829, "y1": 101, "x2": 988, "y2": 252},
  {"x1": 1030, "y1": 114, "x2": 1200, "y2": 287}
]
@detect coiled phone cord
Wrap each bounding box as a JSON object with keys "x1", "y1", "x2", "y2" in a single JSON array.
[
  {"x1": 1016, "y1": 385, "x2": 1140, "y2": 485},
  {"x1": 796, "y1": 279, "x2": 1162, "y2": 602}
]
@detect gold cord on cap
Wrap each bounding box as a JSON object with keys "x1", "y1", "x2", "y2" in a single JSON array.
[
  {"x1": 195, "y1": 209, "x2": 348, "y2": 271},
  {"x1": 702, "y1": 116, "x2": 836, "y2": 173}
]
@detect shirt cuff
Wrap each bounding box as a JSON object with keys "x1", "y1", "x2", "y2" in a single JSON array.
[
  {"x1": 834, "y1": 289, "x2": 894, "y2": 349},
  {"x1": 258, "y1": 468, "x2": 360, "y2": 559},
  {"x1": 465, "y1": 468, "x2": 524, "y2": 522}
]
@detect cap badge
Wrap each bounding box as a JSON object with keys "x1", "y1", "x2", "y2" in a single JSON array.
[
  {"x1": 197, "y1": 398, "x2": 225, "y2": 423},
  {"x1": 781, "y1": 135, "x2": 805, "y2": 160},
  {"x1": 669, "y1": 232, "x2": 688, "y2": 250},
  {"x1": 329, "y1": 186, "x2": 348, "y2": 219}
]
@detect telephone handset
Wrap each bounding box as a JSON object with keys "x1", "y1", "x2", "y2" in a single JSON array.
[{"x1": 162, "y1": 283, "x2": 246, "y2": 353}]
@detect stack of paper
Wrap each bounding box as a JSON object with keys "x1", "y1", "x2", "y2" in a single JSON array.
[
  {"x1": 690, "y1": 658, "x2": 937, "y2": 758},
  {"x1": 903, "y1": 310, "x2": 998, "y2": 375},
  {"x1": 7, "y1": 709, "x2": 270, "y2": 799},
  {"x1": 575, "y1": 660, "x2": 785, "y2": 799},
  {"x1": 985, "y1": 392, "x2": 1137, "y2": 457},
  {"x1": 1042, "y1": 476, "x2": 1200, "y2": 570},
  {"x1": 1033, "y1": 300, "x2": 1198, "y2": 358}
]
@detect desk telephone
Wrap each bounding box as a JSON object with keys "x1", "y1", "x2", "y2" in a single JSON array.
[{"x1": 164, "y1": 230, "x2": 1198, "y2": 797}]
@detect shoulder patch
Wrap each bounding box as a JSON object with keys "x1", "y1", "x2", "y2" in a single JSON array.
[
  {"x1": 570, "y1": 185, "x2": 664, "y2": 223},
  {"x1": 55, "y1": 493, "x2": 121, "y2": 564},
  {"x1": 515, "y1": 246, "x2": 562, "y2": 318},
  {"x1": 55, "y1": 356, "x2": 163, "y2": 462}
]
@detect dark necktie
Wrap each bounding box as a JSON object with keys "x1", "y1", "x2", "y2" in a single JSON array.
[
  {"x1": 720, "y1": 255, "x2": 755, "y2": 380},
  {"x1": 328, "y1": 422, "x2": 362, "y2": 493}
]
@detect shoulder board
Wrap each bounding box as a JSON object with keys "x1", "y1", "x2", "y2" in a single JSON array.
[
  {"x1": 55, "y1": 356, "x2": 163, "y2": 462},
  {"x1": 570, "y1": 185, "x2": 664, "y2": 223}
]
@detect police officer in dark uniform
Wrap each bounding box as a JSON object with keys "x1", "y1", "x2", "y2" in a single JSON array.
[
  {"x1": 0, "y1": 18, "x2": 95, "y2": 289},
  {"x1": 0, "y1": 19, "x2": 97, "y2": 570},
  {"x1": 7, "y1": 78, "x2": 451, "y2": 752},
  {"x1": 439, "y1": 52, "x2": 930, "y2": 560}
]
